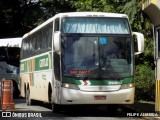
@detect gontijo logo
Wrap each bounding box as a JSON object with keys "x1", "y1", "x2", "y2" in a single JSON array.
[{"x1": 39, "y1": 58, "x2": 48, "y2": 68}]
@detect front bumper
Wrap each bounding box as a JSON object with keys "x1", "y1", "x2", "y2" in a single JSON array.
[{"x1": 60, "y1": 87, "x2": 135, "y2": 104}]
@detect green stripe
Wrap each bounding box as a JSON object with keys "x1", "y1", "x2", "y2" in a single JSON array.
[
  {"x1": 20, "y1": 52, "x2": 52, "y2": 73},
  {"x1": 49, "y1": 52, "x2": 52, "y2": 69},
  {"x1": 35, "y1": 54, "x2": 49, "y2": 71},
  {"x1": 62, "y1": 77, "x2": 134, "y2": 85}
]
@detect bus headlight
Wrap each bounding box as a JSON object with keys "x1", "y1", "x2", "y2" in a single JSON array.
[
  {"x1": 120, "y1": 83, "x2": 135, "y2": 89},
  {"x1": 62, "y1": 83, "x2": 80, "y2": 90}
]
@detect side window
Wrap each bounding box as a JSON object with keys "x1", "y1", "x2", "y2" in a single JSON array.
[
  {"x1": 35, "y1": 31, "x2": 42, "y2": 54},
  {"x1": 22, "y1": 39, "x2": 26, "y2": 59},
  {"x1": 54, "y1": 18, "x2": 59, "y2": 32},
  {"x1": 0, "y1": 47, "x2": 7, "y2": 61},
  {"x1": 41, "y1": 23, "x2": 53, "y2": 52},
  {"x1": 7, "y1": 47, "x2": 20, "y2": 67},
  {"x1": 47, "y1": 23, "x2": 53, "y2": 50},
  {"x1": 20, "y1": 40, "x2": 24, "y2": 59},
  {"x1": 23, "y1": 38, "x2": 29, "y2": 58},
  {"x1": 21, "y1": 22, "x2": 53, "y2": 58}
]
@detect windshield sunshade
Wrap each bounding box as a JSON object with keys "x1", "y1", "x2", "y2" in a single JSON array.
[{"x1": 62, "y1": 17, "x2": 130, "y2": 34}]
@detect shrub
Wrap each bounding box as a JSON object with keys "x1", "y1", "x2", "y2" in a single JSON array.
[{"x1": 135, "y1": 64, "x2": 155, "y2": 101}]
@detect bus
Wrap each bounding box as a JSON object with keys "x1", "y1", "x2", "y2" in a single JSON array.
[
  {"x1": 20, "y1": 12, "x2": 144, "y2": 112},
  {"x1": 0, "y1": 38, "x2": 22, "y2": 97}
]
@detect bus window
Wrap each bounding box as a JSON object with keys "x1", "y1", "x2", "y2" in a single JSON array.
[
  {"x1": 54, "y1": 18, "x2": 59, "y2": 32},
  {"x1": 47, "y1": 24, "x2": 52, "y2": 50},
  {"x1": 0, "y1": 47, "x2": 7, "y2": 61},
  {"x1": 6, "y1": 47, "x2": 20, "y2": 67}
]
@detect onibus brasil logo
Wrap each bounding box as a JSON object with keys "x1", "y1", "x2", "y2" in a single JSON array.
[{"x1": 2, "y1": 112, "x2": 42, "y2": 118}]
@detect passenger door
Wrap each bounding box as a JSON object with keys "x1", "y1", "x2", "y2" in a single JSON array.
[{"x1": 53, "y1": 52, "x2": 61, "y2": 104}]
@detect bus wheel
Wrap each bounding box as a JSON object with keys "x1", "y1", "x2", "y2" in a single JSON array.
[
  {"x1": 52, "y1": 103, "x2": 60, "y2": 113},
  {"x1": 26, "y1": 88, "x2": 32, "y2": 106},
  {"x1": 12, "y1": 81, "x2": 20, "y2": 98}
]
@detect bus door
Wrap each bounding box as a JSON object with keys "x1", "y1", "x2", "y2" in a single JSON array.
[{"x1": 53, "y1": 52, "x2": 61, "y2": 103}]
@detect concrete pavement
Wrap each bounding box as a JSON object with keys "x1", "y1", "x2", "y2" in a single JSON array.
[{"x1": 124, "y1": 101, "x2": 160, "y2": 120}]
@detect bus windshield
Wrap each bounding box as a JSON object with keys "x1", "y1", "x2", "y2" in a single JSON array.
[
  {"x1": 62, "y1": 17, "x2": 130, "y2": 34},
  {"x1": 62, "y1": 35, "x2": 132, "y2": 79}
]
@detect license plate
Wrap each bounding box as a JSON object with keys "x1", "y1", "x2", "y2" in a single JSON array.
[{"x1": 94, "y1": 95, "x2": 106, "y2": 100}]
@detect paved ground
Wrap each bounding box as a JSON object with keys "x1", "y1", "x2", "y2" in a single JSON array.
[
  {"x1": 0, "y1": 98, "x2": 160, "y2": 119},
  {"x1": 124, "y1": 101, "x2": 160, "y2": 120}
]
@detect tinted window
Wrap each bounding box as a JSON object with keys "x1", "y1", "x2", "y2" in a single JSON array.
[{"x1": 21, "y1": 23, "x2": 53, "y2": 59}]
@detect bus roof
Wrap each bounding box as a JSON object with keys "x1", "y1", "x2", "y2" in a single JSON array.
[
  {"x1": 55, "y1": 12, "x2": 128, "y2": 18},
  {"x1": 23, "y1": 12, "x2": 129, "y2": 39},
  {"x1": 0, "y1": 38, "x2": 22, "y2": 47}
]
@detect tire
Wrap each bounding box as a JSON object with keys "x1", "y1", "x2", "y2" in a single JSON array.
[
  {"x1": 26, "y1": 88, "x2": 33, "y2": 106},
  {"x1": 13, "y1": 81, "x2": 20, "y2": 98},
  {"x1": 52, "y1": 103, "x2": 60, "y2": 113},
  {"x1": 50, "y1": 91, "x2": 60, "y2": 113}
]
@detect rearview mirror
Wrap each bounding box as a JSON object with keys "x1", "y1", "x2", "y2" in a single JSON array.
[
  {"x1": 54, "y1": 31, "x2": 61, "y2": 52},
  {"x1": 133, "y1": 32, "x2": 144, "y2": 55}
]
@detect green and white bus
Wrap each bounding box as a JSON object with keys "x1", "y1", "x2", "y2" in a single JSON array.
[{"x1": 20, "y1": 12, "x2": 144, "y2": 112}]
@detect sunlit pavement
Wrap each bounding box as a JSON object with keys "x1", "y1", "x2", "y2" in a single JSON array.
[{"x1": 0, "y1": 98, "x2": 159, "y2": 120}]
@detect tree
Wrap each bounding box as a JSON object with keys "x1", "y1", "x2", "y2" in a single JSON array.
[
  {"x1": 73, "y1": 0, "x2": 124, "y2": 12},
  {"x1": 0, "y1": 0, "x2": 44, "y2": 38},
  {"x1": 0, "y1": 0, "x2": 75, "y2": 38}
]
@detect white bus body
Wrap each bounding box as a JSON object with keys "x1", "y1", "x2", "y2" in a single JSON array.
[{"x1": 20, "y1": 12, "x2": 144, "y2": 112}]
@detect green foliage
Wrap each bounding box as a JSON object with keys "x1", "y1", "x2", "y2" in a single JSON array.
[
  {"x1": 40, "y1": 0, "x2": 75, "y2": 19},
  {"x1": 135, "y1": 64, "x2": 155, "y2": 101},
  {"x1": 0, "y1": 0, "x2": 75, "y2": 38},
  {"x1": 121, "y1": 0, "x2": 141, "y2": 24},
  {"x1": 73, "y1": 0, "x2": 114, "y2": 12}
]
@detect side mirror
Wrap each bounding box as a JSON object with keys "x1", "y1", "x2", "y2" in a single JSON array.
[
  {"x1": 54, "y1": 31, "x2": 61, "y2": 52},
  {"x1": 133, "y1": 32, "x2": 144, "y2": 55}
]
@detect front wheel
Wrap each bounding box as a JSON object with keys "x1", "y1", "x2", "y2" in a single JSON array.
[
  {"x1": 12, "y1": 81, "x2": 20, "y2": 98},
  {"x1": 51, "y1": 103, "x2": 61, "y2": 113}
]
